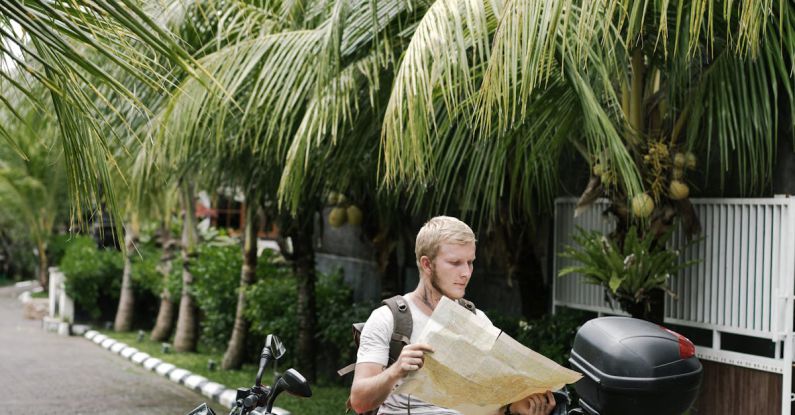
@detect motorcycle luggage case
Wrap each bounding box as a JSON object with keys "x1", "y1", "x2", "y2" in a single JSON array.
[{"x1": 569, "y1": 317, "x2": 702, "y2": 415}]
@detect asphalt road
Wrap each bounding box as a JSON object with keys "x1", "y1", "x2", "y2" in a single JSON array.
[{"x1": 0, "y1": 283, "x2": 227, "y2": 415}]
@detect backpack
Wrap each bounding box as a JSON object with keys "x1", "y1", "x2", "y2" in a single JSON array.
[{"x1": 339, "y1": 295, "x2": 477, "y2": 414}]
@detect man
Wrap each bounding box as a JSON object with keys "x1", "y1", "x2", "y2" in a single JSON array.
[{"x1": 350, "y1": 216, "x2": 556, "y2": 415}]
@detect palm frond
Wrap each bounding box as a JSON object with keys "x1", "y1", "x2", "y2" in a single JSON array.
[
  {"x1": 685, "y1": 19, "x2": 794, "y2": 194},
  {"x1": 381, "y1": 0, "x2": 502, "y2": 185}
]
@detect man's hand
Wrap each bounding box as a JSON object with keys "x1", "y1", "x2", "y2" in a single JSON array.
[
  {"x1": 507, "y1": 391, "x2": 556, "y2": 415},
  {"x1": 389, "y1": 343, "x2": 434, "y2": 378}
]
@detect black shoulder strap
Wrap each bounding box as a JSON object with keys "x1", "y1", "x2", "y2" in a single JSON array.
[{"x1": 382, "y1": 295, "x2": 412, "y2": 365}]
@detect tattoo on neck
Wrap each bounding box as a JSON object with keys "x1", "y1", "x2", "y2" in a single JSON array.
[{"x1": 422, "y1": 286, "x2": 436, "y2": 309}]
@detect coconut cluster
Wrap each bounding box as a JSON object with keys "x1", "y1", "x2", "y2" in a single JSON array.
[
  {"x1": 326, "y1": 192, "x2": 363, "y2": 228},
  {"x1": 629, "y1": 151, "x2": 697, "y2": 218}
]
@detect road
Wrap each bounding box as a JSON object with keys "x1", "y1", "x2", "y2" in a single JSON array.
[{"x1": 0, "y1": 283, "x2": 227, "y2": 415}]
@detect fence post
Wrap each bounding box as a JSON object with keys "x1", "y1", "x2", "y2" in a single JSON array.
[
  {"x1": 776, "y1": 195, "x2": 795, "y2": 414},
  {"x1": 48, "y1": 267, "x2": 61, "y2": 318}
]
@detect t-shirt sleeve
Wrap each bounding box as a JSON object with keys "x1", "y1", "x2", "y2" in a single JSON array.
[{"x1": 356, "y1": 305, "x2": 393, "y2": 366}]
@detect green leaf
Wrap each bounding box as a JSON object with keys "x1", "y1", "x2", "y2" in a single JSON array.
[{"x1": 609, "y1": 274, "x2": 623, "y2": 294}]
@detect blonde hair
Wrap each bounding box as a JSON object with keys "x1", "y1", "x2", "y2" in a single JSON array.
[{"x1": 415, "y1": 216, "x2": 476, "y2": 267}]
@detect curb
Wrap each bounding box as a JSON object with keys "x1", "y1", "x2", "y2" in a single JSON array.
[{"x1": 83, "y1": 330, "x2": 290, "y2": 415}]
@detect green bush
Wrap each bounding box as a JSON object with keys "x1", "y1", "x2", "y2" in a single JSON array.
[
  {"x1": 513, "y1": 308, "x2": 591, "y2": 365},
  {"x1": 60, "y1": 236, "x2": 123, "y2": 319},
  {"x1": 245, "y1": 260, "x2": 297, "y2": 363},
  {"x1": 48, "y1": 233, "x2": 74, "y2": 268},
  {"x1": 316, "y1": 276, "x2": 376, "y2": 371},
  {"x1": 191, "y1": 242, "x2": 246, "y2": 352},
  {"x1": 246, "y1": 268, "x2": 374, "y2": 378},
  {"x1": 189, "y1": 241, "x2": 376, "y2": 379},
  {"x1": 1, "y1": 235, "x2": 35, "y2": 280},
  {"x1": 130, "y1": 242, "x2": 165, "y2": 295}
]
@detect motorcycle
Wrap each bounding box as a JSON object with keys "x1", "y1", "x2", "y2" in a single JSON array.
[{"x1": 187, "y1": 334, "x2": 312, "y2": 415}]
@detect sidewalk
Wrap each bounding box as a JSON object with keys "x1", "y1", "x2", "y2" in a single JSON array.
[{"x1": 0, "y1": 282, "x2": 226, "y2": 414}]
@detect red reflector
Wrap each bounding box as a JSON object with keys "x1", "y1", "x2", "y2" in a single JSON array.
[{"x1": 661, "y1": 326, "x2": 697, "y2": 359}]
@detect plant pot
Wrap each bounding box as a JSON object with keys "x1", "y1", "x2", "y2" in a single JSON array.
[{"x1": 620, "y1": 289, "x2": 665, "y2": 325}]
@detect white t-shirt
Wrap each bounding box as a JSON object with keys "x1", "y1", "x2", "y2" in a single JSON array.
[{"x1": 356, "y1": 297, "x2": 491, "y2": 415}]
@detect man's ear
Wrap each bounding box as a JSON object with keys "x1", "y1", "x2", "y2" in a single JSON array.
[{"x1": 419, "y1": 256, "x2": 433, "y2": 274}]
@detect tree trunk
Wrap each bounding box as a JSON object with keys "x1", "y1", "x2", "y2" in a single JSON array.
[
  {"x1": 222, "y1": 206, "x2": 258, "y2": 369},
  {"x1": 174, "y1": 183, "x2": 199, "y2": 352},
  {"x1": 151, "y1": 226, "x2": 177, "y2": 342},
  {"x1": 151, "y1": 292, "x2": 176, "y2": 341},
  {"x1": 113, "y1": 229, "x2": 137, "y2": 332},
  {"x1": 292, "y1": 225, "x2": 317, "y2": 382},
  {"x1": 37, "y1": 241, "x2": 48, "y2": 291}
]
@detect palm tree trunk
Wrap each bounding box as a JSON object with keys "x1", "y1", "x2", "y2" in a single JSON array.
[
  {"x1": 113, "y1": 229, "x2": 137, "y2": 331},
  {"x1": 36, "y1": 241, "x2": 48, "y2": 291},
  {"x1": 174, "y1": 182, "x2": 199, "y2": 352},
  {"x1": 151, "y1": 226, "x2": 177, "y2": 342},
  {"x1": 151, "y1": 289, "x2": 176, "y2": 341},
  {"x1": 222, "y1": 205, "x2": 258, "y2": 370},
  {"x1": 629, "y1": 47, "x2": 645, "y2": 143},
  {"x1": 292, "y1": 226, "x2": 317, "y2": 382}
]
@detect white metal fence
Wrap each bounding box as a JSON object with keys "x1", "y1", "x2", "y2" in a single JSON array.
[{"x1": 552, "y1": 196, "x2": 795, "y2": 414}]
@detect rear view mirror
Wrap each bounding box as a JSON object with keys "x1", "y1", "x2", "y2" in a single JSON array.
[
  {"x1": 264, "y1": 368, "x2": 312, "y2": 413},
  {"x1": 265, "y1": 334, "x2": 286, "y2": 360},
  {"x1": 278, "y1": 368, "x2": 312, "y2": 398}
]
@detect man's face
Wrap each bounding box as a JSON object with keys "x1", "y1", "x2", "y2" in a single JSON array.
[{"x1": 425, "y1": 241, "x2": 476, "y2": 299}]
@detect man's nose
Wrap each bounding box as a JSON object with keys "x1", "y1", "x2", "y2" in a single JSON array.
[{"x1": 460, "y1": 264, "x2": 472, "y2": 278}]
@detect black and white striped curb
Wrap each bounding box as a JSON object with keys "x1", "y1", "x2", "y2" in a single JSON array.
[{"x1": 84, "y1": 330, "x2": 290, "y2": 415}]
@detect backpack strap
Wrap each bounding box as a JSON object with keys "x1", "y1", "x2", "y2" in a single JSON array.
[
  {"x1": 382, "y1": 295, "x2": 413, "y2": 366},
  {"x1": 338, "y1": 296, "x2": 476, "y2": 377},
  {"x1": 456, "y1": 298, "x2": 477, "y2": 314}
]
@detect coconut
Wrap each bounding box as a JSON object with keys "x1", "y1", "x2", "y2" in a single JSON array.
[
  {"x1": 631, "y1": 193, "x2": 655, "y2": 218},
  {"x1": 347, "y1": 205, "x2": 363, "y2": 226},
  {"x1": 672, "y1": 167, "x2": 685, "y2": 179},
  {"x1": 326, "y1": 192, "x2": 340, "y2": 205},
  {"x1": 669, "y1": 180, "x2": 690, "y2": 200},
  {"x1": 673, "y1": 153, "x2": 687, "y2": 168},
  {"x1": 685, "y1": 152, "x2": 697, "y2": 170},
  {"x1": 328, "y1": 207, "x2": 348, "y2": 228}
]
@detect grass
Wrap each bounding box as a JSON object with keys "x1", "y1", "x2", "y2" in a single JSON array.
[
  {"x1": 107, "y1": 331, "x2": 349, "y2": 414},
  {"x1": 30, "y1": 290, "x2": 49, "y2": 299}
]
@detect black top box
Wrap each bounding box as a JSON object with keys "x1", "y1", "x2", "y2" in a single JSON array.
[{"x1": 569, "y1": 317, "x2": 702, "y2": 415}]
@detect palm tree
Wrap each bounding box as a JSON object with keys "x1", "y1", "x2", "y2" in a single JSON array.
[
  {"x1": 173, "y1": 181, "x2": 200, "y2": 351},
  {"x1": 379, "y1": 0, "x2": 795, "y2": 319},
  {"x1": 113, "y1": 220, "x2": 139, "y2": 331},
  {"x1": 150, "y1": 220, "x2": 179, "y2": 342},
  {"x1": 1, "y1": 1, "x2": 203, "y2": 271},
  {"x1": 0, "y1": 92, "x2": 68, "y2": 288},
  {"x1": 143, "y1": 0, "x2": 430, "y2": 376}
]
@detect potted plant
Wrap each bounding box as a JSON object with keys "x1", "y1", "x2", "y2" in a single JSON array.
[{"x1": 558, "y1": 226, "x2": 697, "y2": 324}]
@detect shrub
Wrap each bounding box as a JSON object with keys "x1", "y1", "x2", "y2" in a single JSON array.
[
  {"x1": 60, "y1": 236, "x2": 123, "y2": 319},
  {"x1": 191, "y1": 242, "x2": 245, "y2": 352},
  {"x1": 48, "y1": 233, "x2": 74, "y2": 267},
  {"x1": 246, "y1": 268, "x2": 374, "y2": 378},
  {"x1": 130, "y1": 242, "x2": 165, "y2": 296},
  {"x1": 316, "y1": 276, "x2": 376, "y2": 371},
  {"x1": 245, "y1": 259, "x2": 297, "y2": 363},
  {"x1": 513, "y1": 308, "x2": 591, "y2": 365}
]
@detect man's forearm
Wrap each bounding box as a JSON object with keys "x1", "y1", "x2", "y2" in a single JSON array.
[{"x1": 350, "y1": 364, "x2": 402, "y2": 413}]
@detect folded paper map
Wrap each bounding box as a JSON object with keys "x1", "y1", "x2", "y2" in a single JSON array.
[{"x1": 395, "y1": 297, "x2": 582, "y2": 415}]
